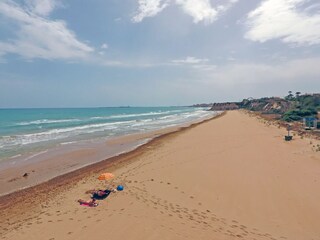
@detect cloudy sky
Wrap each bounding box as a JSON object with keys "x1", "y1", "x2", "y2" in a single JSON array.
[{"x1": 0, "y1": 0, "x2": 319, "y2": 107}]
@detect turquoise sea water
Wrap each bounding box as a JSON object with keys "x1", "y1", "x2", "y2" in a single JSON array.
[{"x1": 0, "y1": 107, "x2": 215, "y2": 161}]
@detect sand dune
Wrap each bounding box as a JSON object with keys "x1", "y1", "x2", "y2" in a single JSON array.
[{"x1": 1, "y1": 110, "x2": 320, "y2": 240}]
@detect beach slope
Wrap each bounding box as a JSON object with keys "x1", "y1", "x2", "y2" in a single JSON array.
[{"x1": 1, "y1": 110, "x2": 320, "y2": 240}]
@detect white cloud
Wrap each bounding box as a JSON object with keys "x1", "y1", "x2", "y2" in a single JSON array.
[
  {"x1": 227, "y1": 57, "x2": 236, "y2": 61},
  {"x1": 217, "y1": 0, "x2": 239, "y2": 11},
  {"x1": 132, "y1": 0, "x2": 169, "y2": 22},
  {"x1": 197, "y1": 57, "x2": 320, "y2": 87},
  {"x1": 245, "y1": 0, "x2": 320, "y2": 45},
  {"x1": 171, "y1": 56, "x2": 209, "y2": 64},
  {"x1": 0, "y1": 0, "x2": 94, "y2": 60},
  {"x1": 175, "y1": 0, "x2": 217, "y2": 23},
  {"x1": 26, "y1": 0, "x2": 58, "y2": 16},
  {"x1": 133, "y1": 0, "x2": 238, "y2": 24},
  {"x1": 101, "y1": 43, "x2": 108, "y2": 49},
  {"x1": 174, "y1": 57, "x2": 320, "y2": 101}
]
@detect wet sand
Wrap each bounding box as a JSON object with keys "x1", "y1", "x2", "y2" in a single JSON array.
[
  {"x1": 0, "y1": 115, "x2": 217, "y2": 197},
  {"x1": 1, "y1": 110, "x2": 320, "y2": 240}
]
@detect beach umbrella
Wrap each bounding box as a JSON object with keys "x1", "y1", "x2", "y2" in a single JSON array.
[{"x1": 98, "y1": 172, "x2": 115, "y2": 181}]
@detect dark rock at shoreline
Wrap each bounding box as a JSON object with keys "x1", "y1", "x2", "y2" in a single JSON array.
[
  {"x1": 191, "y1": 103, "x2": 213, "y2": 108},
  {"x1": 210, "y1": 102, "x2": 239, "y2": 111}
]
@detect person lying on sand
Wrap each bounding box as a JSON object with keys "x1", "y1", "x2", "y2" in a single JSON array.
[
  {"x1": 78, "y1": 185, "x2": 124, "y2": 207},
  {"x1": 78, "y1": 188, "x2": 115, "y2": 207},
  {"x1": 89, "y1": 184, "x2": 124, "y2": 200},
  {"x1": 77, "y1": 199, "x2": 99, "y2": 207},
  {"x1": 90, "y1": 188, "x2": 116, "y2": 200}
]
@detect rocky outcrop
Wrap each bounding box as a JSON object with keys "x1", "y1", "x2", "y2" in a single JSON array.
[
  {"x1": 210, "y1": 102, "x2": 239, "y2": 111},
  {"x1": 240, "y1": 97, "x2": 293, "y2": 114},
  {"x1": 207, "y1": 97, "x2": 292, "y2": 113},
  {"x1": 191, "y1": 103, "x2": 213, "y2": 108}
]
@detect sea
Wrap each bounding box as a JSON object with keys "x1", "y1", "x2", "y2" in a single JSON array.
[{"x1": 0, "y1": 106, "x2": 217, "y2": 164}]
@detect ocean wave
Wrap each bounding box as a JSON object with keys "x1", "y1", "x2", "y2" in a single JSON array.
[
  {"x1": 16, "y1": 119, "x2": 80, "y2": 126},
  {"x1": 89, "y1": 109, "x2": 189, "y2": 120},
  {"x1": 0, "y1": 109, "x2": 216, "y2": 150},
  {"x1": 0, "y1": 120, "x2": 137, "y2": 148}
]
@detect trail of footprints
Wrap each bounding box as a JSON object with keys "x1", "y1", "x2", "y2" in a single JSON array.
[
  {"x1": 125, "y1": 177, "x2": 288, "y2": 240},
  {"x1": 0, "y1": 203, "x2": 114, "y2": 240},
  {"x1": 0, "y1": 157, "x2": 289, "y2": 240}
]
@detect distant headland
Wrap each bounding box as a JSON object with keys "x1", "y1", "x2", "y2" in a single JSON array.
[{"x1": 192, "y1": 92, "x2": 320, "y2": 137}]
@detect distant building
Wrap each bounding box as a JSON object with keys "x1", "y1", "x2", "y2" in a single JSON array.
[{"x1": 303, "y1": 117, "x2": 318, "y2": 130}]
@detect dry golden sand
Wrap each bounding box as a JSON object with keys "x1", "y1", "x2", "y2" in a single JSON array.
[{"x1": 1, "y1": 110, "x2": 320, "y2": 240}]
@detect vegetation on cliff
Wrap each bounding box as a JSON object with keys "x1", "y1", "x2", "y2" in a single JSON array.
[
  {"x1": 281, "y1": 92, "x2": 319, "y2": 122},
  {"x1": 237, "y1": 92, "x2": 319, "y2": 123},
  {"x1": 194, "y1": 92, "x2": 319, "y2": 124}
]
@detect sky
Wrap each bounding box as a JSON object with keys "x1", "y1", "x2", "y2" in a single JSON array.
[{"x1": 0, "y1": 0, "x2": 319, "y2": 108}]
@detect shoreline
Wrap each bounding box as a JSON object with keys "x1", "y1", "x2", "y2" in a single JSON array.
[
  {"x1": 0, "y1": 112, "x2": 220, "y2": 197},
  {"x1": 1, "y1": 110, "x2": 319, "y2": 240},
  {"x1": 0, "y1": 112, "x2": 225, "y2": 207}
]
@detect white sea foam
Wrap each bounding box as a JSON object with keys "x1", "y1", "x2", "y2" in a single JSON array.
[
  {"x1": 0, "y1": 108, "x2": 216, "y2": 152},
  {"x1": 9, "y1": 154, "x2": 22, "y2": 159},
  {"x1": 60, "y1": 141, "x2": 77, "y2": 145},
  {"x1": 90, "y1": 111, "x2": 168, "y2": 120},
  {"x1": 16, "y1": 119, "x2": 80, "y2": 126},
  {"x1": 0, "y1": 120, "x2": 137, "y2": 148},
  {"x1": 23, "y1": 150, "x2": 48, "y2": 161}
]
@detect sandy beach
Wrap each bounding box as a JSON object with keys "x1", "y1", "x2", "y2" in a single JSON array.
[{"x1": 1, "y1": 110, "x2": 320, "y2": 240}]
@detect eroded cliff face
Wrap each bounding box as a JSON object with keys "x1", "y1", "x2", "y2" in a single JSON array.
[
  {"x1": 240, "y1": 98, "x2": 294, "y2": 114},
  {"x1": 197, "y1": 94, "x2": 319, "y2": 121},
  {"x1": 206, "y1": 97, "x2": 294, "y2": 113},
  {"x1": 207, "y1": 98, "x2": 291, "y2": 112}
]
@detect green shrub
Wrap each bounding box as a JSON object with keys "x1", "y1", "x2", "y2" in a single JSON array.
[
  {"x1": 282, "y1": 107, "x2": 317, "y2": 122},
  {"x1": 282, "y1": 113, "x2": 302, "y2": 122}
]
